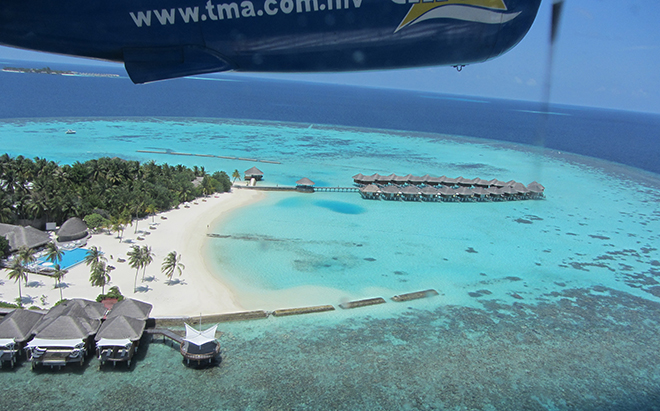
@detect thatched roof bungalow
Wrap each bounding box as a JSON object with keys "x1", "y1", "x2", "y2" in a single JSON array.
[
  {"x1": 359, "y1": 184, "x2": 381, "y2": 200},
  {"x1": 57, "y1": 217, "x2": 88, "y2": 242},
  {"x1": 244, "y1": 166, "x2": 264, "y2": 181},
  {"x1": 0, "y1": 309, "x2": 45, "y2": 368},
  {"x1": 0, "y1": 223, "x2": 50, "y2": 252},
  {"x1": 106, "y1": 298, "x2": 153, "y2": 321}
]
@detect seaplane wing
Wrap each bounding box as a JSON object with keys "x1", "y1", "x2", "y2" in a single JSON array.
[{"x1": 0, "y1": 0, "x2": 540, "y2": 83}]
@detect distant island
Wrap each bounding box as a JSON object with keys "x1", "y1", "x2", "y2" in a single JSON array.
[{"x1": 3, "y1": 66, "x2": 119, "y2": 78}]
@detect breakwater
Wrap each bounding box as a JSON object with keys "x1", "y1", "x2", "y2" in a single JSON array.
[{"x1": 136, "y1": 150, "x2": 281, "y2": 164}]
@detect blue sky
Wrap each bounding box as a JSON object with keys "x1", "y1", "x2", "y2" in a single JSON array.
[{"x1": 1, "y1": 0, "x2": 658, "y2": 113}]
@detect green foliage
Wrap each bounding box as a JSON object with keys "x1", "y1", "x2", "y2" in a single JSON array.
[
  {"x1": 53, "y1": 299, "x2": 69, "y2": 307},
  {"x1": 83, "y1": 213, "x2": 109, "y2": 231},
  {"x1": 0, "y1": 154, "x2": 232, "y2": 225},
  {"x1": 0, "y1": 236, "x2": 8, "y2": 259},
  {"x1": 96, "y1": 285, "x2": 125, "y2": 302},
  {"x1": 0, "y1": 301, "x2": 20, "y2": 308}
]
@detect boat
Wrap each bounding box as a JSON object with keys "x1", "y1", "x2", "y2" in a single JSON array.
[
  {"x1": 65, "y1": 129, "x2": 76, "y2": 134},
  {"x1": 180, "y1": 323, "x2": 221, "y2": 366}
]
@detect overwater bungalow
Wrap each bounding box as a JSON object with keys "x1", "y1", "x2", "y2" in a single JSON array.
[
  {"x1": 296, "y1": 177, "x2": 315, "y2": 193},
  {"x1": 180, "y1": 323, "x2": 221, "y2": 366},
  {"x1": 420, "y1": 186, "x2": 439, "y2": 202},
  {"x1": 27, "y1": 299, "x2": 103, "y2": 370},
  {"x1": 0, "y1": 309, "x2": 44, "y2": 368},
  {"x1": 96, "y1": 315, "x2": 146, "y2": 368},
  {"x1": 409, "y1": 175, "x2": 425, "y2": 185},
  {"x1": 472, "y1": 187, "x2": 491, "y2": 201},
  {"x1": 376, "y1": 173, "x2": 396, "y2": 185},
  {"x1": 456, "y1": 186, "x2": 475, "y2": 201},
  {"x1": 351, "y1": 173, "x2": 366, "y2": 185},
  {"x1": 527, "y1": 181, "x2": 545, "y2": 198},
  {"x1": 393, "y1": 174, "x2": 412, "y2": 185},
  {"x1": 426, "y1": 176, "x2": 445, "y2": 186},
  {"x1": 244, "y1": 166, "x2": 264, "y2": 182},
  {"x1": 106, "y1": 298, "x2": 153, "y2": 321},
  {"x1": 359, "y1": 184, "x2": 381, "y2": 199},
  {"x1": 438, "y1": 186, "x2": 458, "y2": 201},
  {"x1": 27, "y1": 314, "x2": 100, "y2": 369},
  {"x1": 401, "y1": 185, "x2": 422, "y2": 201},
  {"x1": 487, "y1": 186, "x2": 506, "y2": 201},
  {"x1": 380, "y1": 185, "x2": 402, "y2": 201},
  {"x1": 442, "y1": 177, "x2": 459, "y2": 187}
]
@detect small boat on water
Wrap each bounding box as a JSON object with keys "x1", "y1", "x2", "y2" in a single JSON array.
[
  {"x1": 65, "y1": 129, "x2": 76, "y2": 134},
  {"x1": 180, "y1": 323, "x2": 221, "y2": 366}
]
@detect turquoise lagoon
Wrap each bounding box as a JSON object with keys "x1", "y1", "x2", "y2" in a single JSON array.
[{"x1": 2, "y1": 118, "x2": 660, "y2": 410}]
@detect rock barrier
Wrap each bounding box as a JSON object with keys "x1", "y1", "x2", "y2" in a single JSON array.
[
  {"x1": 272, "y1": 305, "x2": 335, "y2": 317},
  {"x1": 391, "y1": 289, "x2": 439, "y2": 302},
  {"x1": 339, "y1": 297, "x2": 386, "y2": 309}
]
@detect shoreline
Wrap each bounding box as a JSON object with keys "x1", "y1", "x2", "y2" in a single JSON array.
[{"x1": 0, "y1": 188, "x2": 266, "y2": 317}]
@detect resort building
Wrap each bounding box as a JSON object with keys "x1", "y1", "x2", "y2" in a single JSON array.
[{"x1": 0, "y1": 223, "x2": 50, "y2": 252}]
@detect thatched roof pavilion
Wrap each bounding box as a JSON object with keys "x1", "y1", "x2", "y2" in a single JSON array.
[
  {"x1": 296, "y1": 178, "x2": 315, "y2": 187},
  {"x1": 33, "y1": 315, "x2": 100, "y2": 340},
  {"x1": 41, "y1": 299, "x2": 106, "y2": 323},
  {"x1": 0, "y1": 223, "x2": 50, "y2": 252},
  {"x1": 443, "y1": 177, "x2": 459, "y2": 186},
  {"x1": 106, "y1": 299, "x2": 153, "y2": 321},
  {"x1": 393, "y1": 174, "x2": 411, "y2": 184},
  {"x1": 57, "y1": 217, "x2": 88, "y2": 242},
  {"x1": 96, "y1": 315, "x2": 146, "y2": 343},
  {"x1": 527, "y1": 181, "x2": 545, "y2": 193},
  {"x1": 426, "y1": 176, "x2": 445, "y2": 186},
  {"x1": 361, "y1": 173, "x2": 378, "y2": 184},
  {"x1": 244, "y1": 166, "x2": 264, "y2": 181},
  {"x1": 0, "y1": 309, "x2": 44, "y2": 344},
  {"x1": 376, "y1": 173, "x2": 396, "y2": 184},
  {"x1": 409, "y1": 175, "x2": 425, "y2": 185},
  {"x1": 359, "y1": 184, "x2": 381, "y2": 199}
]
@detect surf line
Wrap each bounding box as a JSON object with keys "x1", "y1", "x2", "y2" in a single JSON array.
[{"x1": 137, "y1": 150, "x2": 282, "y2": 164}]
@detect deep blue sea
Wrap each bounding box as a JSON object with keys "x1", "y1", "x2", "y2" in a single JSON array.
[{"x1": 2, "y1": 59, "x2": 660, "y2": 410}]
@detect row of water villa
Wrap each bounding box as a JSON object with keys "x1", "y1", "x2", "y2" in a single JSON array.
[
  {"x1": 0, "y1": 298, "x2": 220, "y2": 370},
  {"x1": 352, "y1": 173, "x2": 545, "y2": 201}
]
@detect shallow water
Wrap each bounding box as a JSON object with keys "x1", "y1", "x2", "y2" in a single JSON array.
[{"x1": 1, "y1": 117, "x2": 660, "y2": 410}]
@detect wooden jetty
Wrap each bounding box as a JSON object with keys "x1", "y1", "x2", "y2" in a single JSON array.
[{"x1": 145, "y1": 328, "x2": 184, "y2": 344}]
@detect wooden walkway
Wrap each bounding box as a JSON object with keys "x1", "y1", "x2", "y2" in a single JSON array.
[
  {"x1": 145, "y1": 328, "x2": 183, "y2": 345},
  {"x1": 315, "y1": 187, "x2": 360, "y2": 192}
]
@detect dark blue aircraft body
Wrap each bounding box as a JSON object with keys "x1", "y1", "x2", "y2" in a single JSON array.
[{"x1": 0, "y1": 0, "x2": 541, "y2": 83}]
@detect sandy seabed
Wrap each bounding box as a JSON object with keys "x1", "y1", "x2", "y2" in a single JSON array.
[{"x1": 0, "y1": 188, "x2": 264, "y2": 317}]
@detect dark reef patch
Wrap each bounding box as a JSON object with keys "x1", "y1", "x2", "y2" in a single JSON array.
[{"x1": 466, "y1": 247, "x2": 478, "y2": 254}]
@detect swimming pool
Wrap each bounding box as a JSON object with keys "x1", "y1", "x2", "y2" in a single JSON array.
[{"x1": 37, "y1": 247, "x2": 89, "y2": 270}]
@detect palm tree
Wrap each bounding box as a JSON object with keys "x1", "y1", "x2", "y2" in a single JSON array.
[
  {"x1": 161, "y1": 251, "x2": 185, "y2": 284},
  {"x1": 7, "y1": 259, "x2": 28, "y2": 306},
  {"x1": 232, "y1": 169, "x2": 240, "y2": 183},
  {"x1": 17, "y1": 246, "x2": 36, "y2": 285},
  {"x1": 84, "y1": 246, "x2": 106, "y2": 269},
  {"x1": 45, "y1": 242, "x2": 64, "y2": 265},
  {"x1": 52, "y1": 263, "x2": 68, "y2": 301},
  {"x1": 89, "y1": 261, "x2": 111, "y2": 294},
  {"x1": 145, "y1": 203, "x2": 157, "y2": 223},
  {"x1": 127, "y1": 245, "x2": 143, "y2": 293},
  {"x1": 140, "y1": 245, "x2": 154, "y2": 281}
]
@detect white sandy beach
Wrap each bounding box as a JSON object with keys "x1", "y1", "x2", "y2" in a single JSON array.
[{"x1": 0, "y1": 188, "x2": 265, "y2": 317}]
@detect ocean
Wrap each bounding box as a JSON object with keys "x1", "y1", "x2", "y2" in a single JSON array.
[{"x1": 1, "y1": 59, "x2": 660, "y2": 410}]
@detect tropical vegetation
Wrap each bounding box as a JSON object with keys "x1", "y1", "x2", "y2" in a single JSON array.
[
  {"x1": 127, "y1": 245, "x2": 155, "y2": 292},
  {"x1": 161, "y1": 251, "x2": 185, "y2": 284},
  {"x1": 0, "y1": 154, "x2": 232, "y2": 227}
]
